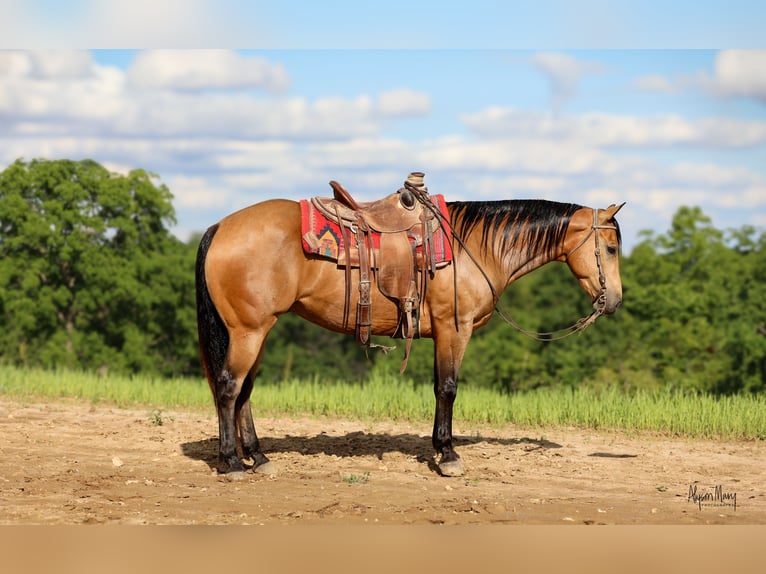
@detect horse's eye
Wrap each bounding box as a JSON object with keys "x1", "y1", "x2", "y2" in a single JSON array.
[{"x1": 606, "y1": 245, "x2": 618, "y2": 256}]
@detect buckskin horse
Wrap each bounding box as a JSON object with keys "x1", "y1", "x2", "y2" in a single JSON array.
[{"x1": 195, "y1": 174, "x2": 624, "y2": 478}]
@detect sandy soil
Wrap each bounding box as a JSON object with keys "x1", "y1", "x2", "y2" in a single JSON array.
[{"x1": 0, "y1": 397, "x2": 762, "y2": 525}]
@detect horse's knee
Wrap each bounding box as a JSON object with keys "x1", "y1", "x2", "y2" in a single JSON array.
[
  {"x1": 215, "y1": 369, "x2": 242, "y2": 405},
  {"x1": 444, "y1": 377, "x2": 458, "y2": 396},
  {"x1": 435, "y1": 376, "x2": 458, "y2": 400}
]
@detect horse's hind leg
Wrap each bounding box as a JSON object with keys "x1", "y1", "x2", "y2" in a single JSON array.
[
  {"x1": 236, "y1": 396, "x2": 271, "y2": 471},
  {"x1": 235, "y1": 359, "x2": 275, "y2": 474},
  {"x1": 215, "y1": 330, "x2": 265, "y2": 476},
  {"x1": 214, "y1": 369, "x2": 246, "y2": 475}
]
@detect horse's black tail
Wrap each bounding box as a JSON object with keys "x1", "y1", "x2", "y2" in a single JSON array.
[{"x1": 195, "y1": 223, "x2": 228, "y2": 401}]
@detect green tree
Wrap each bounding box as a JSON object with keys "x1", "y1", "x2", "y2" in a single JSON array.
[
  {"x1": 0, "y1": 158, "x2": 197, "y2": 376},
  {"x1": 448, "y1": 205, "x2": 764, "y2": 395},
  {"x1": 615, "y1": 207, "x2": 765, "y2": 393}
]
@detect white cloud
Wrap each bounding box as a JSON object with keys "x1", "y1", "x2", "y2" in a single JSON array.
[
  {"x1": 0, "y1": 51, "x2": 389, "y2": 141},
  {"x1": 300, "y1": 138, "x2": 417, "y2": 169},
  {"x1": 126, "y1": 50, "x2": 290, "y2": 93},
  {"x1": 0, "y1": 0, "x2": 264, "y2": 48},
  {"x1": 0, "y1": 50, "x2": 94, "y2": 78},
  {"x1": 0, "y1": 51, "x2": 126, "y2": 124},
  {"x1": 416, "y1": 136, "x2": 610, "y2": 176},
  {"x1": 666, "y1": 163, "x2": 762, "y2": 189},
  {"x1": 709, "y1": 49, "x2": 766, "y2": 101},
  {"x1": 635, "y1": 50, "x2": 766, "y2": 103},
  {"x1": 376, "y1": 89, "x2": 430, "y2": 118},
  {"x1": 530, "y1": 52, "x2": 604, "y2": 111},
  {"x1": 461, "y1": 107, "x2": 766, "y2": 148},
  {"x1": 166, "y1": 175, "x2": 234, "y2": 209}
]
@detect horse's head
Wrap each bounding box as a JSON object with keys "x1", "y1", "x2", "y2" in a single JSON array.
[{"x1": 561, "y1": 203, "x2": 625, "y2": 315}]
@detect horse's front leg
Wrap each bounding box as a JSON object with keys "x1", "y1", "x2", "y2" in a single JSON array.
[
  {"x1": 433, "y1": 372, "x2": 464, "y2": 477},
  {"x1": 432, "y1": 331, "x2": 470, "y2": 477}
]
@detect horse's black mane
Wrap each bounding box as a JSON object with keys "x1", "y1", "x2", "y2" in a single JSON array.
[{"x1": 447, "y1": 199, "x2": 584, "y2": 261}]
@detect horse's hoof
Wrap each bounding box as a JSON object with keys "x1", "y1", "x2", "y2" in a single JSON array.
[
  {"x1": 438, "y1": 459, "x2": 465, "y2": 477},
  {"x1": 252, "y1": 460, "x2": 276, "y2": 476}
]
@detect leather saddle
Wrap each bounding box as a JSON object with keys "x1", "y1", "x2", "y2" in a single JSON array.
[{"x1": 309, "y1": 172, "x2": 443, "y2": 371}]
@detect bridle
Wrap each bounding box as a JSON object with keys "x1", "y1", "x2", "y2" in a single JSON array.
[
  {"x1": 493, "y1": 208, "x2": 619, "y2": 341},
  {"x1": 566, "y1": 207, "x2": 619, "y2": 315}
]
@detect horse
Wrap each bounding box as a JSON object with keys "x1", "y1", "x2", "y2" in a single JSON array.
[{"x1": 195, "y1": 191, "x2": 625, "y2": 478}]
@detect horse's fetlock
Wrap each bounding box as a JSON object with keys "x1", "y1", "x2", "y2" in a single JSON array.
[{"x1": 218, "y1": 453, "x2": 245, "y2": 474}]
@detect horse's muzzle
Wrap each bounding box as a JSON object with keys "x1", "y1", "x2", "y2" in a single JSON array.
[
  {"x1": 604, "y1": 295, "x2": 623, "y2": 315},
  {"x1": 593, "y1": 292, "x2": 622, "y2": 315}
]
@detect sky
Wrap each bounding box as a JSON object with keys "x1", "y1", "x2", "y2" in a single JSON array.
[{"x1": 2, "y1": 2, "x2": 765, "y2": 253}]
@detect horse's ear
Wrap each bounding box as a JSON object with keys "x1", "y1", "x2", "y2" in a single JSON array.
[{"x1": 602, "y1": 202, "x2": 626, "y2": 220}]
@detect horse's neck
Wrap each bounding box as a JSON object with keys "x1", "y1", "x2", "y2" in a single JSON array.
[
  {"x1": 449, "y1": 202, "x2": 569, "y2": 295},
  {"x1": 504, "y1": 250, "x2": 560, "y2": 285},
  {"x1": 456, "y1": 234, "x2": 560, "y2": 299}
]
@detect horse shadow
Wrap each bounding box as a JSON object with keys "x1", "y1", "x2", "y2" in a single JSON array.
[{"x1": 180, "y1": 431, "x2": 562, "y2": 473}]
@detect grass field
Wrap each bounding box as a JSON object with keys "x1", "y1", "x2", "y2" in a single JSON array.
[{"x1": 0, "y1": 365, "x2": 764, "y2": 439}]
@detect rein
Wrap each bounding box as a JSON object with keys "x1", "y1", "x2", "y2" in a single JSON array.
[
  {"x1": 404, "y1": 187, "x2": 616, "y2": 342},
  {"x1": 493, "y1": 208, "x2": 617, "y2": 341}
]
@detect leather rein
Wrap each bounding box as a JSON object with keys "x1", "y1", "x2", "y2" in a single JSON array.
[
  {"x1": 493, "y1": 208, "x2": 618, "y2": 341},
  {"x1": 403, "y1": 187, "x2": 617, "y2": 342}
]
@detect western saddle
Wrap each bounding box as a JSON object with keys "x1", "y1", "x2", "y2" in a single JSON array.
[{"x1": 309, "y1": 172, "x2": 446, "y2": 371}]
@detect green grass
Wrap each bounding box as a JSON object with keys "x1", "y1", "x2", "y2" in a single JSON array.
[
  {"x1": 0, "y1": 365, "x2": 213, "y2": 409},
  {"x1": 0, "y1": 365, "x2": 764, "y2": 440},
  {"x1": 341, "y1": 472, "x2": 371, "y2": 484}
]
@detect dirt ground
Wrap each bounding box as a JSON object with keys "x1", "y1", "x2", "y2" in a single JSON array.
[{"x1": 0, "y1": 397, "x2": 762, "y2": 525}]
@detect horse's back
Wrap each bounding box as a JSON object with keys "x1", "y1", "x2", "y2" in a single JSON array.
[{"x1": 216, "y1": 198, "x2": 301, "y2": 241}]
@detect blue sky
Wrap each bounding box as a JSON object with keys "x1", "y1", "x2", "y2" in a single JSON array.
[
  {"x1": 4, "y1": 1, "x2": 766, "y2": 49},
  {"x1": 2, "y1": 3, "x2": 765, "y2": 252}
]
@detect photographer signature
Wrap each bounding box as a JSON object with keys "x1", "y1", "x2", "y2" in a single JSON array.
[{"x1": 688, "y1": 484, "x2": 737, "y2": 511}]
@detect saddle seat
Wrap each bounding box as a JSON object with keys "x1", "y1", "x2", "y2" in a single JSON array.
[{"x1": 312, "y1": 180, "x2": 425, "y2": 233}]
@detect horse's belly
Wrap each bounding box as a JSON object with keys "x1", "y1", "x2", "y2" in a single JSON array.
[{"x1": 291, "y1": 259, "x2": 417, "y2": 337}]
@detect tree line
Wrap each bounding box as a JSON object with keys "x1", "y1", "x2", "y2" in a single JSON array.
[{"x1": 1, "y1": 159, "x2": 764, "y2": 394}]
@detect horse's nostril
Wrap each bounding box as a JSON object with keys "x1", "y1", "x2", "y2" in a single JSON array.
[{"x1": 606, "y1": 297, "x2": 623, "y2": 314}]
